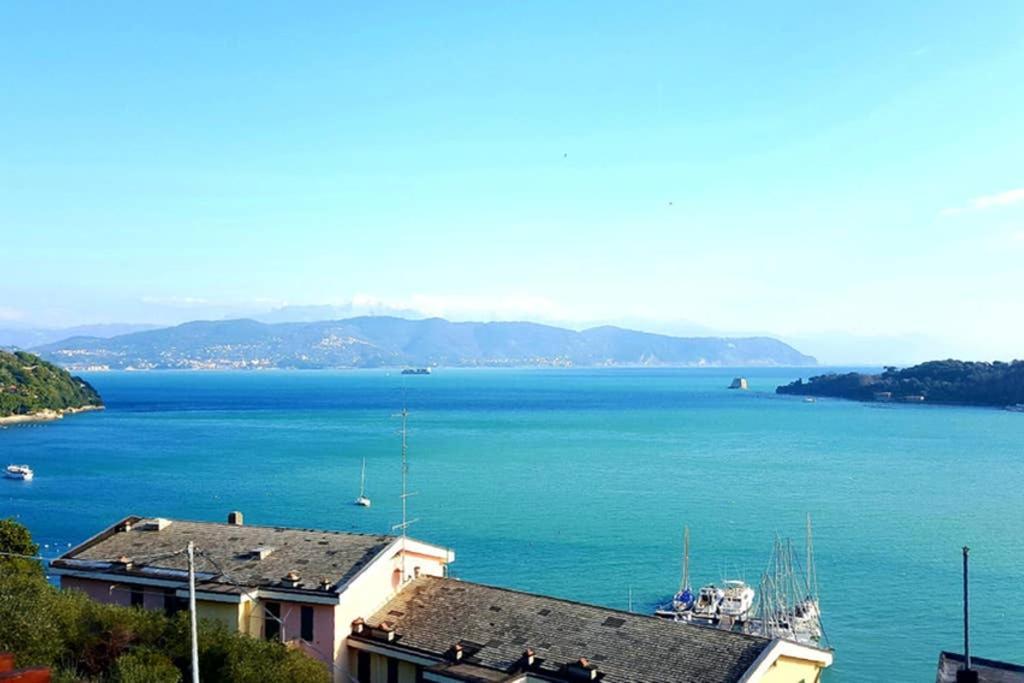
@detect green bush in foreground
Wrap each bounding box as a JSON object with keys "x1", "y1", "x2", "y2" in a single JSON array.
[{"x1": 0, "y1": 518, "x2": 328, "y2": 683}]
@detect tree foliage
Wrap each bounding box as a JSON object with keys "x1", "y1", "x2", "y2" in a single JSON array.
[
  {"x1": 0, "y1": 517, "x2": 43, "y2": 577},
  {"x1": 0, "y1": 350, "x2": 102, "y2": 417}
]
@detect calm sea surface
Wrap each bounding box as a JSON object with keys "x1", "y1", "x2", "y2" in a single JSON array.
[{"x1": 2, "y1": 368, "x2": 1022, "y2": 681}]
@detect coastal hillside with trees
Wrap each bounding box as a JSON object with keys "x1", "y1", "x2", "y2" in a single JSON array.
[
  {"x1": 0, "y1": 350, "x2": 103, "y2": 418},
  {"x1": 776, "y1": 360, "x2": 1024, "y2": 407}
]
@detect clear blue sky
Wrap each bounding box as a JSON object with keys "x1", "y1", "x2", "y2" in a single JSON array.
[{"x1": 2, "y1": 2, "x2": 1023, "y2": 361}]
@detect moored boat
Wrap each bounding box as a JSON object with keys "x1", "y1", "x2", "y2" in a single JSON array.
[
  {"x1": 4, "y1": 464, "x2": 34, "y2": 481},
  {"x1": 719, "y1": 580, "x2": 755, "y2": 623},
  {"x1": 354, "y1": 458, "x2": 371, "y2": 507},
  {"x1": 655, "y1": 527, "x2": 696, "y2": 620},
  {"x1": 747, "y1": 515, "x2": 825, "y2": 646}
]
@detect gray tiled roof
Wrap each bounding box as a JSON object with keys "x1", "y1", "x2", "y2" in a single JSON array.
[
  {"x1": 55, "y1": 515, "x2": 395, "y2": 594},
  {"x1": 365, "y1": 576, "x2": 771, "y2": 683},
  {"x1": 937, "y1": 652, "x2": 1024, "y2": 683}
]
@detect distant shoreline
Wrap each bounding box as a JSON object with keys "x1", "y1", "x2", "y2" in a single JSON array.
[
  {"x1": 0, "y1": 404, "x2": 105, "y2": 426},
  {"x1": 65, "y1": 363, "x2": 820, "y2": 372}
]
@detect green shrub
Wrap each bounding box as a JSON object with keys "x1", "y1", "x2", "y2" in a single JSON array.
[{"x1": 113, "y1": 648, "x2": 182, "y2": 683}]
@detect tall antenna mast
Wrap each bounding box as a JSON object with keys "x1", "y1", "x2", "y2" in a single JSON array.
[
  {"x1": 401, "y1": 406, "x2": 408, "y2": 542},
  {"x1": 392, "y1": 403, "x2": 418, "y2": 584}
]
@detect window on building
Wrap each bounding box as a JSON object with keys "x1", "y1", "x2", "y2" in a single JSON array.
[
  {"x1": 415, "y1": 666, "x2": 425, "y2": 683},
  {"x1": 300, "y1": 605, "x2": 314, "y2": 641},
  {"x1": 391, "y1": 568, "x2": 401, "y2": 589},
  {"x1": 356, "y1": 651, "x2": 371, "y2": 683},
  {"x1": 164, "y1": 589, "x2": 186, "y2": 616},
  {"x1": 265, "y1": 602, "x2": 281, "y2": 641},
  {"x1": 130, "y1": 587, "x2": 144, "y2": 607},
  {"x1": 413, "y1": 566, "x2": 421, "y2": 578},
  {"x1": 387, "y1": 658, "x2": 398, "y2": 683}
]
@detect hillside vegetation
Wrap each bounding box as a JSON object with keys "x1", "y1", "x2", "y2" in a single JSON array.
[
  {"x1": 34, "y1": 316, "x2": 817, "y2": 370},
  {"x1": 776, "y1": 359, "x2": 1024, "y2": 407},
  {"x1": 0, "y1": 350, "x2": 102, "y2": 417},
  {"x1": 0, "y1": 518, "x2": 327, "y2": 683}
]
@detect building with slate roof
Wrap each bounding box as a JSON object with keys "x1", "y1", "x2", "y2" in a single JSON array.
[
  {"x1": 349, "y1": 576, "x2": 832, "y2": 683},
  {"x1": 52, "y1": 513, "x2": 455, "y2": 683},
  {"x1": 936, "y1": 652, "x2": 1024, "y2": 683},
  {"x1": 54, "y1": 514, "x2": 832, "y2": 683}
]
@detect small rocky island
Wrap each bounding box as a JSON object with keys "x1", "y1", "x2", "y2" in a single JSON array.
[
  {"x1": 776, "y1": 359, "x2": 1024, "y2": 408},
  {"x1": 0, "y1": 350, "x2": 103, "y2": 424}
]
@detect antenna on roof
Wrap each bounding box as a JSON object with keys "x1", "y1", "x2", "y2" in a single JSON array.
[
  {"x1": 391, "y1": 403, "x2": 418, "y2": 584},
  {"x1": 959, "y1": 546, "x2": 977, "y2": 683}
]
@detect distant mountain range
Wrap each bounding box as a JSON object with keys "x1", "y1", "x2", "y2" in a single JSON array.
[
  {"x1": 0, "y1": 324, "x2": 159, "y2": 349},
  {"x1": 31, "y1": 317, "x2": 817, "y2": 370}
]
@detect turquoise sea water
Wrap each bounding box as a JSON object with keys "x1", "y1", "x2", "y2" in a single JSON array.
[{"x1": 2, "y1": 368, "x2": 1022, "y2": 681}]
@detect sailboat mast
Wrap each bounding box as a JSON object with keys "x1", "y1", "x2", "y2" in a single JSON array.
[
  {"x1": 681, "y1": 526, "x2": 690, "y2": 591},
  {"x1": 806, "y1": 513, "x2": 816, "y2": 598},
  {"x1": 360, "y1": 458, "x2": 366, "y2": 497}
]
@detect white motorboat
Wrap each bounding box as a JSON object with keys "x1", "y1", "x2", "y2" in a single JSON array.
[
  {"x1": 4, "y1": 464, "x2": 34, "y2": 481},
  {"x1": 690, "y1": 584, "x2": 724, "y2": 624},
  {"x1": 719, "y1": 580, "x2": 756, "y2": 622},
  {"x1": 354, "y1": 458, "x2": 371, "y2": 507}
]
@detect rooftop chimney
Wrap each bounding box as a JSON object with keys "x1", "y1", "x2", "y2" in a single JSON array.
[
  {"x1": 139, "y1": 518, "x2": 171, "y2": 531},
  {"x1": 282, "y1": 571, "x2": 301, "y2": 588},
  {"x1": 350, "y1": 617, "x2": 365, "y2": 635},
  {"x1": 523, "y1": 648, "x2": 536, "y2": 667},
  {"x1": 450, "y1": 643, "x2": 464, "y2": 662},
  {"x1": 114, "y1": 556, "x2": 133, "y2": 571},
  {"x1": 371, "y1": 622, "x2": 396, "y2": 642},
  {"x1": 957, "y1": 546, "x2": 979, "y2": 683},
  {"x1": 227, "y1": 511, "x2": 243, "y2": 526},
  {"x1": 319, "y1": 577, "x2": 333, "y2": 591},
  {"x1": 565, "y1": 658, "x2": 599, "y2": 681}
]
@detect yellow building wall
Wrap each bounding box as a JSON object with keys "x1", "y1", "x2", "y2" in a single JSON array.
[
  {"x1": 756, "y1": 654, "x2": 824, "y2": 683},
  {"x1": 239, "y1": 599, "x2": 258, "y2": 636}
]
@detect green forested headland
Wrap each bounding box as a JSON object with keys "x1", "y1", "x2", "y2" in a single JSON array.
[
  {"x1": 0, "y1": 350, "x2": 102, "y2": 417},
  {"x1": 776, "y1": 359, "x2": 1024, "y2": 407}
]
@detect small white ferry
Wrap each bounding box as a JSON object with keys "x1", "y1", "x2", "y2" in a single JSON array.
[{"x1": 4, "y1": 464, "x2": 34, "y2": 481}]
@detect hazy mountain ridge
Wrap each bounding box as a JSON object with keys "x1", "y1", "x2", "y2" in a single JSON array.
[
  {"x1": 34, "y1": 316, "x2": 817, "y2": 370},
  {"x1": 0, "y1": 323, "x2": 160, "y2": 349}
]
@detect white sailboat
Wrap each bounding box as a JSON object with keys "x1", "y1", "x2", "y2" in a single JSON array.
[
  {"x1": 354, "y1": 458, "x2": 371, "y2": 507},
  {"x1": 748, "y1": 515, "x2": 824, "y2": 646},
  {"x1": 655, "y1": 527, "x2": 696, "y2": 620}
]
